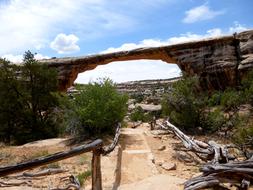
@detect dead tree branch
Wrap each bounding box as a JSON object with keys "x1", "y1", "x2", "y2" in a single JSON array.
[
  {"x1": 0, "y1": 181, "x2": 32, "y2": 187},
  {"x1": 51, "y1": 175, "x2": 81, "y2": 190},
  {"x1": 101, "y1": 123, "x2": 121, "y2": 155},
  {"x1": 160, "y1": 120, "x2": 235, "y2": 164},
  {"x1": 185, "y1": 159, "x2": 253, "y2": 190},
  {"x1": 23, "y1": 168, "x2": 68, "y2": 177}
]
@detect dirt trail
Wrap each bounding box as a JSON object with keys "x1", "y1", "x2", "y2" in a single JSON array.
[
  {"x1": 119, "y1": 128, "x2": 158, "y2": 185},
  {"x1": 115, "y1": 126, "x2": 188, "y2": 190}
]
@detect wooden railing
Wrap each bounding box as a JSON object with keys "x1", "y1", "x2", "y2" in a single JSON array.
[{"x1": 0, "y1": 123, "x2": 121, "y2": 190}]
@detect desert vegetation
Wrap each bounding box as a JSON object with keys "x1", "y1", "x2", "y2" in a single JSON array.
[
  {"x1": 0, "y1": 52, "x2": 128, "y2": 145},
  {"x1": 65, "y1": 78, "x2": 128, "y2": 137},
  {"x1": 0, "y1": 51, "x2": 61, "y2": 144},
  {"x1": 161, "y1": 71, "x2": 253, "y2": 151}
]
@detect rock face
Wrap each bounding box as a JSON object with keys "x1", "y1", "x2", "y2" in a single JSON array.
[{"x1": 39, "y1": 30, "x2": 253, "y2": 91}]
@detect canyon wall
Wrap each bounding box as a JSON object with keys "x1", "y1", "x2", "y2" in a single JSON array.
[{"x1": 40, "y1": 30, "x2": 253, "y2": 91}]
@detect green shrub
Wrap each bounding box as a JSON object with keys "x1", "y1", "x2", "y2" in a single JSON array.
[
  {"x1": 220, "y1": 89, "x2": 242, "y2": 110},
  {"x1": 241, "y1": 69, "x2": 253, "y2": 90},
  {"x1": 208, "y1": 91, "x2": 222, "y2": 107},
  {"x1": 161, "y1": 94, "x2": 171, "y2": 117},
  {"x1": 130, "y1": 106, "x2": 145, "y2": 122},
  {"x1": 143, "y1": 112, "x2": 154, "y2": 122},
  {"x1": 73, "y1": 78, "x2": 128, "y2": 136},
  {"x1": 130, "y1": 106, "x2": 155, "y2": 122},
  {"x1": 233, "y1": 116, "x2": 253, "y2": 147},
  {"x1": 161, "y1": 70, "x2": 253, "y2": 136},
  {"x1": 200, "y1": 108, "x2": 226, "y2": 132},
  {"x1": 241, "y1": 70, "x2": 253, "y2": 105},
  {"x1": 76, "y1": 170, "x2": 92, "y2": 186},
  {"x1": 130, "y1": 93, "x2": 144, "y2": 103},
  {"x1": 161, "y1": 74, "x2": 204, "y2": 131}
]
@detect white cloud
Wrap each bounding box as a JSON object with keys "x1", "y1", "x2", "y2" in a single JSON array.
[
  {"x1": 183, "y1": 4, "x2": 224, "y2": 23},
  {"x1": 102, "y1": 22, "x2": 248, "y2": 54},
  {"x1": 34, "y1": 54, "x2": 50, "y2": 61},
  {"x1": 0, "y1": 0, "x2": 136, "y2": 55},
  {"x1": 50, "y1": 33, "x2": 80, "y2": 54},
  {"x1": 229, "y1": 21, "x2": 248, "y2": 33},
  {"x1": 1, "y1": 53, "x2": 49, "y2": 63},
  {"x1": 101, "y1": 29, "x2": 220, "y2": 53}
]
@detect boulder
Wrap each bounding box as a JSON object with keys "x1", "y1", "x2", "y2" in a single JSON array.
[
  {"x1": 161, "y1": 163, "x2": 177, "y2": 171},
  {"x1": 157, "y1": 145, "x2": 166, "y2": 151}
]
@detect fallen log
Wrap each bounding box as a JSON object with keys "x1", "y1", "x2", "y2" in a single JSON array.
[
  {"x1": 23, "y1": 168, "x2": 68, "y2": 177},
  {"x1": 0, "y1": 181, "x2": 32, "y2": 187},
  {"x1": 160, "y1": 120, "x2": 235, "y2": 163}
]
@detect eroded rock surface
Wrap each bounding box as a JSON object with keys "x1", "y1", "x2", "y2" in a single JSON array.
[{"x1": 39, "y1": 30, "x2": 253, "y2": 91}]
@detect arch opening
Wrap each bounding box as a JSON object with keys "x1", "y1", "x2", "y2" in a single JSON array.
[{"x1": 74, "y1": 59, "x2": 181, "y2": 85}]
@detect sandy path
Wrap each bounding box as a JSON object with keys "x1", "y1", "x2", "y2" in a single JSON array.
[
  {"x1": 119, "y1": 128, "x2": 158, "y2": 185},
  {"x1": 116, "y1": 126, "x2": 187, "y2": 190}
]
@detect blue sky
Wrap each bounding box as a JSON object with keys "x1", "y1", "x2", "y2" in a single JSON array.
[{"x1": 0, "y1": 0, "x2": 252, "y2": 83}]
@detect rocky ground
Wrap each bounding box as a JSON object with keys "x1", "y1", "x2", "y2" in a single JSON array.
[{"x1": 0, "y1": 122, "x2": 202, "y2": 190}]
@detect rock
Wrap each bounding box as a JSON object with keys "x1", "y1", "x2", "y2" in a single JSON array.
[
  {"x1": 151, "y1": 130, "x2": 170, "y2": 136},
  {"x1": 128, "y1": 121, "x2": 142, "y2": 128},
  {"x1": 142, "y1": 122, "x2": 150, "y2": 128},
  {"x1": 153, "y1": 135, "x2": 162, "y2": 139},
  {"x1": 174, "y1": 152, "x2": 194, "y2": 163},
  {"x1": 135, "y1": 103, "x2": 162, "y2": 112},
  {"x1": 238, "y1": 104, "x2": 252, "y2": 117},
  {"x1": 40, "y1": 29, "x2": 253, "y2": 91},
  {"x1": 158, "y1": 145, "x2": 166, "y2": 151},
  {"x1": 161, "y1": 163, "x2": 177, "y2": 171},
  {"x1": 128, "y1": 99, "x2": 136, "y2": 105},
  {"x1": 148, "y1": 154, "x2": 155, "y2": 164},
  {"x1": 154, "y1": 159, "x2": 164, "y2": 166},
  {"x1": 161, "y1": 136, "x2": 169, "y2": 141},
  {"x1": 128, "y1": 104, "x2": 135, "y2": 111},
  {"x1": 130, "y1": 121, "x2": 142, "y2": 128}
]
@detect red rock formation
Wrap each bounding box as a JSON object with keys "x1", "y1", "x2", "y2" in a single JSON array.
[{"x1": 39, "y1": 30, "x2": 253, "y2": 91}]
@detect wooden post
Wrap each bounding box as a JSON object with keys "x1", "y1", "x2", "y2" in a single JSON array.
[
  {"x1": 150, "y1": 116, "x2": 156, "y2": 130},
  {"x1": 92, "y1": 149, "x2": 102, "y2": 190}
]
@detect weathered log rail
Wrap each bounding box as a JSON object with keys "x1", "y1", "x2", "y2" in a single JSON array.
[{"x1": 0, "y1": 123, "x2": 122, "y2": 190}]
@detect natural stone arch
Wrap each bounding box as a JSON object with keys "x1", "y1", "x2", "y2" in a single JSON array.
[
  {"x1": 39, "y1": 29, "x2": 253, "y2": 91},
  {"x1": 44, "y1": 48, "x2": 177, "y2": 91}
]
